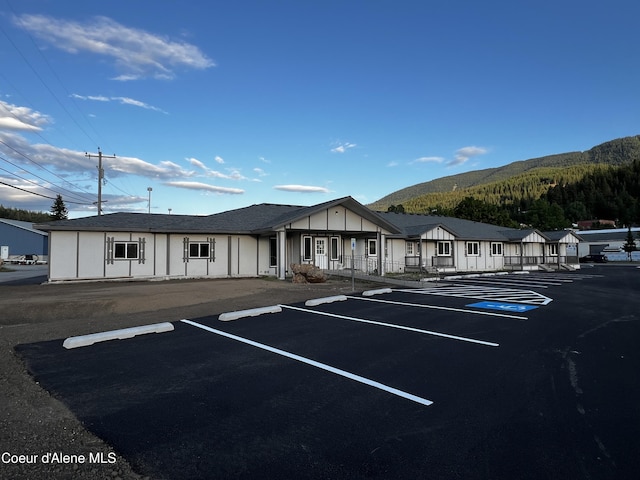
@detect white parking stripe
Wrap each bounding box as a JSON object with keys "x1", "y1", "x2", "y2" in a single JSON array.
[
  {"x1": 451, "y1": 278, "x2": 553, "y2": 288},
  {"x1": 280, "y1": 304, "x2": 500, "y2": 346},
  {"x1": 181, "y1": 319, "x2": 434, "y2": 406},
  {"x1": 346, "y1": 295, "x2": 527, "y2": 320}
]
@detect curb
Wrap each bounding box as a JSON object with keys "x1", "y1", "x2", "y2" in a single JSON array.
[
  {"x1": 305, "y1": 295, "x2": 348, "y2": 307},
  {"x1": 219, "y1": 305, "x2": 282, "y2": 321},
  {"x1": 362, "y1": 288, "x2": 392, "y2": 297},
  {"x1": 63, "y1": 322, "x2": 174, "y2": 349}
]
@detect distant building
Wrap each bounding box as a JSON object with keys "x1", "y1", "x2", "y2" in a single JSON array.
[
  {"x1": 576, "y1": 219, "x2": 616, "y2": 230},
  {"x1": 0, "y1": 218, "x2": 49, "y2": 261},
  {"x1": 576, "y1": 227, "x2": 640, "y2": 258}
]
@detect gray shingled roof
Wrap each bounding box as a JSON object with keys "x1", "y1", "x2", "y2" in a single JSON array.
[
  {"x1": 378, "y1": 211, "x2": 541, "y2": 242},
  {"x1": 543, "y1": 230, "x2": 583, "y2": 242},
  {"x1": 36, "y1": 197, "x2": 554, "y2": 243},
  {"x1": 35, "y1": 204, "x2": 304, "y2": 234},
  {"x1": 35, "y1": 197, "x2": 401, "y2": 235}
]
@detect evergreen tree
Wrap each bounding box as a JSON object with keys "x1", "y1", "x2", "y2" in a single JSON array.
[
  {"x1": 50, "y1": 195, "x2": 68, "y2": 220},
  {"x1": 622, "y1": 227, "x2": 638, "y2": 261}
]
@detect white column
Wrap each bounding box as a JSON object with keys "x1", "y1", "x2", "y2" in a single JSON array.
[{"x1": 278, "y1": 230, "x2": 286, "y2": 280}]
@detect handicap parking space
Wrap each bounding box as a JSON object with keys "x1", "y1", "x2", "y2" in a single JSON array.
[{"x1": 14, "y1": 267, "x2": 640, "y2": 479}]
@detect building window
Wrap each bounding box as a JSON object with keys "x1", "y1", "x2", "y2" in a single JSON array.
[
  {"x1": 189, "y1": 242, "x2": 210, "y2": 258},
  {"x1": 316, "y1": 238, "x2": 326, "y2": 256},
  {"x1": 183, "y1": 237, "x2": 215, "y2": 263},
  {"x1": 548, "y1": 244, "x2": 558, "y2": 256},
  {"x1": 466, "y1": 242, "x2": 480, "y2": 256},
  {"x1": 114, "y1": 242, "x2": 138, "y2": 260},
  {"x1": 269, "y1": 237, "x2": 278, "y2": 267},
  {"x1": 367, "y1": 239, "x2": 377, "y2": 256},
  {"x1": 437, "y1": 241, "x2": 451, "y2": 256},
  {"x1": 406, "y1": 241, "x2": 415, "y2": 256},
  {"x1": 330, "y1": 237, "x2": 340, "y2": 261},
  {"x1": 302, "y1": 236, "x2": 312, "y2": 261},
  {"x1": 491, "y1": 242, "x2": 503, "y2": 256}
]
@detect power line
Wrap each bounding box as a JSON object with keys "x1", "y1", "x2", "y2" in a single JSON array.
[
  {"x1": 0, "y1": 138, "x2": 95, "y2": 202},
  {"x1": 0, "y1": 17, "x2": 100, "y2": 148},
  {"x1": 0, "y1": 4, "x2": 137, "y2": 202},
  {"x1": 0, "y1": 180, "x2": 92, "y2": 205},
  {"x1": 0, "y1": 153, "x2": 94, "y2": 204}
]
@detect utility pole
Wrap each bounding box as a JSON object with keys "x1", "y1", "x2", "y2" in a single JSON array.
[{"x1": 85, "y1": 148, "x2": 116, "y2": 215}]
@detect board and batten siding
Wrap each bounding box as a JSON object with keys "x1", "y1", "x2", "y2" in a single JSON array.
[
  {"x1": 48, "y1": 231, "x2": 260, "y2": 281},
  {"x1": 287, "y1": 207, "x2": 382, "y2": 233}
]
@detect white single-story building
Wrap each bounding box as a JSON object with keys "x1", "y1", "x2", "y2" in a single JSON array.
[
  {"x1": 35, "y1": 196, "x2": 581, "y2": 283},
  {"x1": 36, "y1": 197, "x2": 399, "y2": 282},
  {"x1": 379, "y1": 212, "x2": 581, "y2": 274}
]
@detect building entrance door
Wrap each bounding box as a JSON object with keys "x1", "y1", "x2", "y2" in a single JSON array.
[{"x1": 315, "y1": 237, "x2": 328, "y2": 269}]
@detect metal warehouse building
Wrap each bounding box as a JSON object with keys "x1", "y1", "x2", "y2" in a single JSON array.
[{"x1": 0, "y1": 218, "x2": 49, "y2": 262}]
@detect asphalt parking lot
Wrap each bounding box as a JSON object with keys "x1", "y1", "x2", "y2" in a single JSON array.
[{"x1": 15, "y1": 266, "x2": 640, "y2": 480}]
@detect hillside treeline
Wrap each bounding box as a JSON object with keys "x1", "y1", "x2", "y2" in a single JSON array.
[
  {"x1": 0, "y1": 205, "x2": 52, "y2": 223},
  {"x1": 545, "y1": 160, "x2": 640, "y2": 226},
  {"x1": 400, "y1": 164, "x2": 605, "y2": 213},
  {"x1": 386, "y1": 160, "x2": 640, "y2": 230}
]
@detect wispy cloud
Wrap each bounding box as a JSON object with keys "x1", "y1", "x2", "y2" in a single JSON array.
[
  {"x1": 13, "y1": 14, "x2": 215, "y2": 81},
  {"x1": 0, "y1": 100, "x2": 49, "y2": 131},
  {"x1": 185, "y1": 157, "x2": 247, "y2": 180},
  {"x1": 448, "y1": 146, "x2": 487, "y2": 166},
  {"x1": 273, "y1": 185, "x2": 330, "y2": 193},
  {"x1": 188, "y1": 157, "x2": 207, "y2": 170},
  {"x1": 214, "y1": 156, "x2": 224, "y2": 164},
  {"x1": 71, "y1": 93, "x2": 167, "y2": 113},
  {"x1": 164, "y1": 181, "x2": 244, "y2": 194},
  {"x1": 253, "y1": 167, "x2": 268, "y2": 177},
  {"x1": 411, "y1": 156, "x2": 444, "y2": 164},
  {"x1": 330, "y1": 142, "x2": 356, "y2": 154},
  {"x1": 0, "y1": 129, "x2": 196, "y2": 180}
]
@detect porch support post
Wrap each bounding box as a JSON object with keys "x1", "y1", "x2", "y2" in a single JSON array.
[
  {"x1": 378, "y1": 231, "x2": 385, "y2": 276},
  {"x1": 278, "y1": 230, "x2": 286, "y2": 280}
]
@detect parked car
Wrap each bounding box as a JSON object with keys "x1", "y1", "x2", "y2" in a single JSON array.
[{"x1": 579, "y1": 254, "x2": 608, "y2": 263}]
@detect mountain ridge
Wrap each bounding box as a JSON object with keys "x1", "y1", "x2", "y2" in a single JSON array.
[{"x1": 368, "y1": 135, "x2": 640, "y2": 211}]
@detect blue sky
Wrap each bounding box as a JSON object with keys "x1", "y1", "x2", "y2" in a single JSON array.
[{"x1": 1, "y1": 0, "x2": 639, "y2": 218}]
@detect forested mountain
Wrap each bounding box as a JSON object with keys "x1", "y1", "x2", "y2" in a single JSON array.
[
  {"x1": 545, "y1": 160, "x2": 640, "y2": 226},
  {"x1": 399, "y1": 164, "x2": 605, "y2": 213},
  {"x1": 369, "y1": 135, "x2": 640, "y2": 211}
]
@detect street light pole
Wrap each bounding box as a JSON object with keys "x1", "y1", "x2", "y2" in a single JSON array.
[{"x1": 147, "y1": 187, "x2": 152, "y2": 214}]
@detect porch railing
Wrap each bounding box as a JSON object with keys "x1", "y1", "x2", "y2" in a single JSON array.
[
  {"x1": 431, "y1": 256, "x2": 454, "y2": 267},
  {"x1": 504, "y1": 256, "x2": 542, "y2": 266}
]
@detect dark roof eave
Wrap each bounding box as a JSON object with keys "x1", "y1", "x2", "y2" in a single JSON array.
[{"x1": 39, "y1": 225, "x2": 256, "y2": 235}]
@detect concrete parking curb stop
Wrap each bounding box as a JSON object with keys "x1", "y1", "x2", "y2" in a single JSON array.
[
  {"x1": 218, "y1": 305, "x2": 282, "y2": 321},
  {"x1": 63, "y1": 322, "x2": 175, "y2": 349},
  {"x1": 362, "y1": 288, "x2": 392, "y2": 297},
  {"x1": 305, "y1": 295, "x2": 348, "y2": 307}
]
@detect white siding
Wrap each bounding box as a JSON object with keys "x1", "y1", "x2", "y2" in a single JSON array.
[
  {"x1": 288, "y1": 207, "x2": 387, "y2": 233},
  {"x1": 47, "y1": 231, "x2": 260, "y2": 282},
  {"x1": 49, "y1": 232, "x2": 78, "y2": 280}
]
